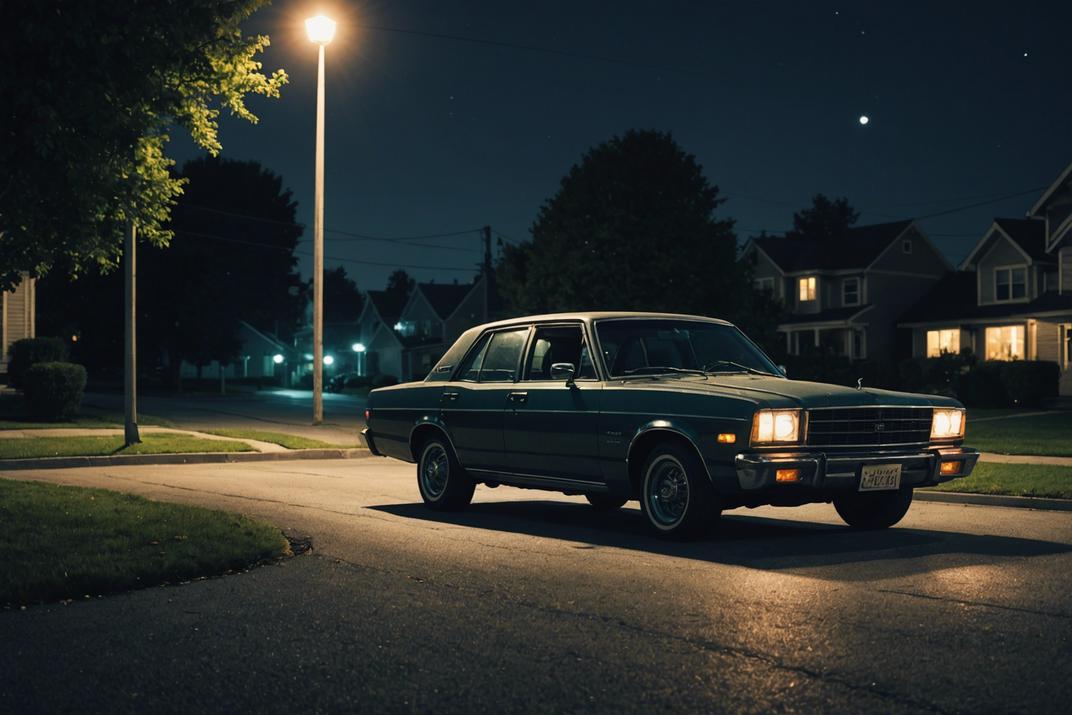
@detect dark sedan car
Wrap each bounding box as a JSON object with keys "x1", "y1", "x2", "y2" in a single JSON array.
[{"x1": 362, "y1": 312, "x2": 978, "y2": 538}]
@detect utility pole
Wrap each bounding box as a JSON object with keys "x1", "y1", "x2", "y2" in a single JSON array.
[
  {"x1": 124, "y1": 220, "x2": 140, "y2": 445},
  {"x1": 482, "y1": 225, "x2": 494, "y2": 319}
]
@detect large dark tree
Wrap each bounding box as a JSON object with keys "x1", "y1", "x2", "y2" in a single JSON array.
[
  {"x1": 385, "y1": 269, "x2": 415, "y2": 305},
  {"x1": 0, "y1": 0, "x2": 287, "y2": 289},
  {"x1": 323, "y1": 267, "x2": 364, "y2": 323},
  {"x1": 497, "y1": 130, "x2": 746, "y2": 319},
  {"x1": 789, "y1": 194, "x2": 859, "y2": 241}
]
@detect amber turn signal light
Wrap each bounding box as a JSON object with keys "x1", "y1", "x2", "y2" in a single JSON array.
[
  {"x1": 939, "y1": 461, "x2": 961, "y2": 476},
  {"x1": 717, "y1": 433, "x2": 736, "y2": 444},
  {"x1": 775, "y1": 468, "x2": 800, "y2": 483}
]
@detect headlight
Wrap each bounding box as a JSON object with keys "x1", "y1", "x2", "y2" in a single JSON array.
[
  {"x1": 930, "y1": 408, "x2": 965, "y2": 440},
  {"x1": 750, "y1": 409, "x2": 802, "y2": 444}
]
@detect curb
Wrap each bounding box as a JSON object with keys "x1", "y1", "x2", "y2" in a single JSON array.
[
  {"x1": 916, "y1": 490, "x2": 1072, "y2": 512},
  {"x1": 0, "y1": 448, "x2": 373, "y2": 471}
]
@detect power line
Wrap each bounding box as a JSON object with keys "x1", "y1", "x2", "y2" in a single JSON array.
[{"x1": 912, "y1": 187, "x2": 1046, "y2": 220}]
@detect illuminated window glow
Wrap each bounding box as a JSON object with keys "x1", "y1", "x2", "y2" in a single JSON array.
[
  {"x1": 985, "y1": 325, "x2": 1024, "y2": 361},
  {"x1": 926, "y1": 329, "x2": 960, "y2": 357},
  {"x1": 798, "y1": 276, "x2": 817, "y2": 302}
]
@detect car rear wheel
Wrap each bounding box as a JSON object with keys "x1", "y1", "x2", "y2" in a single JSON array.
[
  {"x1": 417, "y1": 437, "x2": 474, "y2": 511},
  {"x1": 584, "y1": 493, "x2": 628, "y2": 511},
  {"x1": 833, "y1": 487, "x2": 913, "y2": 529},
  {"x1": 639, "y1": 443, "x2": 719, "y2": 539}
]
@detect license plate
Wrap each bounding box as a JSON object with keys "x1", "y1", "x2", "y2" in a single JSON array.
[{"x1": 859, "y1": 464, "x2": 902, "y2": 491}]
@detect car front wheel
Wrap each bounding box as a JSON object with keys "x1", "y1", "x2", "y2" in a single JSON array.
[
  {"x1": 417, "y1": 437, "x2": 475, "y2": 511},
  {"x1": 833, "y1": 487, "x2": 913, "y2": 529},
  {"x1": 639, "y1": 444, "x2": 719, "y2": 539}
]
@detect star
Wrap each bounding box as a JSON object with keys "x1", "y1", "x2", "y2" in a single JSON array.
[{"x1": 858, "y1": 115, "x2": 870, "y2": 125}]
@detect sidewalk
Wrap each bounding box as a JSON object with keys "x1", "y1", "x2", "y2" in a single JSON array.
[{"x1": 978, "y1": 452, "x2": 1072, "y2": 467}]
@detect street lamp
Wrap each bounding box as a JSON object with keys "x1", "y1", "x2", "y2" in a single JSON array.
[
  {"x1": 352, "y1": 342, "x2": 366, "y2": 376},
  {"x1": 306, "y1": 13, "x2": 335, "y2": 424}
]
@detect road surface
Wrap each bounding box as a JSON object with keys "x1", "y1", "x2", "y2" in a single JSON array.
[{"x1": 3, "y1": 458, "x2": 1071, "y2": 713}]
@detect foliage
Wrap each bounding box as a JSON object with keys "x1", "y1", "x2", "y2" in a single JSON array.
[
  {"x1": 385, "y1": 269, "x2": 416, "y2": 305},
  {"x1": 789, "y1": 194, "x2": 859, "y2": 241},
  {"x1": 956, "y1": 361, "x2": 1058, "y2": 408},
  {"x1": 782, "y1": 355, "x2": 900, "y2": 390},
  {"x1": 898, "y1": 352, "x2": 974, "y2": 394},
  {"x1": 0, "y1": 479, "x2": 285, "y2": 606},
  {"x1": 0, "y1": 0, "x2": 287, "y2": 289},
  {"x1": 6, "y1": 337, "x2": 69, "y2": 389},
  {"x1": 22, "y1": 362, "x2": 87, "y2": 422},
  {"x1": 0, "y1": 434, "x2": 252, "y2": 460},
  {"x1": 324, "y1": 267, "x2": 364, "y2": 323},
  {"x1": 497, "y1": 130, "x2": 750, "y2": 323}
]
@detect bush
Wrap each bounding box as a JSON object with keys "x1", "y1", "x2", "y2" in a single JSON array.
[
  {"x1": 7, "y1": 337, "x2": 69, "y2": 389},
  {"x1": 1000, "y1": 361, "x2": 1060, "y2": 408},
  {"x1": 782, "y1": 355, "x2": 899, "y2": 390},
  {"x1": 956, "y1": 362, "x2": 1007, "y2": 407},
  {"x1": 371, "y1": 374, "x2": 399, "y2": 388},
  {"x1": 22, "y1": 362, "x2": 87, "y2": 421}
]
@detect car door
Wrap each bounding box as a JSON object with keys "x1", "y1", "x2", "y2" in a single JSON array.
[
  {"x1": 439, "y1": 327, "x2": 529, "y2": 473},
  {"x1": 502, "y1": 323, "x2": 602, "y2": 480}
]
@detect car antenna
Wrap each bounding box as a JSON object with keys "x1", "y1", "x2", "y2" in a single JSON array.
[{"x1": 857, "y1": 378, "x2": 864, "y2": 391}]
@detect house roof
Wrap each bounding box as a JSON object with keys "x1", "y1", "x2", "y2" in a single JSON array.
[
  {"x1": 751, "y1": 220, "x2": 914, "y2": 272},
  {"x1": 899, "y1": 271, "x2": 1072, "y2": 325},
  {"x1": 1029, "y1": 160, "x2": 1072, "y2": 218},
  {"x1": 778, "y1": 305, "x2": 873, "y2": 327},
  {"x1": 418, "y1": 282, "x2": 477, "y2": 320},
  {"x1": 366, "y1": 290, "x2": 408, "y2": 325},
  {"x1": 993, "y1": 218, "x2": 1050, "y2": 261}
]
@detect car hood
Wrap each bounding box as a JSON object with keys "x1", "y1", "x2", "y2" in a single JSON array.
[{"x1": 619, "y1": 374, "x2": 961, "y2": 409}]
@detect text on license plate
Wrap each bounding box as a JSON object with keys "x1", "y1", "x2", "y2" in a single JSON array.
[{"x1": 859, "y1": 463, "x2": 902, "y2": 491}]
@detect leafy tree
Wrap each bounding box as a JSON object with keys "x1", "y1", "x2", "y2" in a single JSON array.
[
  {"x1": 385, "y1": 269, "x2": 415, "y2": 305},
  {"x1": 0, "y1": 0, "x2": 287, "y2": 289},
  {"x1": 323, "y1": 267, "x2": 364, "y2": 323},
  {"x1": 497, "y1": 130, "x2": 746, "y2": 320},
  {"x1": 789, "y1": 194, "x2": 859, "y2": 241}
]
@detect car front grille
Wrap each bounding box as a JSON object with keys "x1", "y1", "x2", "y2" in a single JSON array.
[{"x1": 806, "y1": 407, "x2": 933, "y2": 448}]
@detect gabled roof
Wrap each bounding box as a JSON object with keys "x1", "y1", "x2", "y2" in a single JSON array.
[
  {"x1": 366, "y1": 290, "x2": 408, "y2": 326},
  {"x1": 1029, "y1": 160, "x2": 1072, "y2": 218},
  {"x1": 961, "y1": 218, "x2": 1050, "y2": 268},
  {"x1": 418, "y1": 282, "x2": 477, "y2": 320},
  {"x1": 899, "y1": 271, "x2": 1072, "y2": 326},
  {"x1": 750, "y1": 220, "x2": 914, "y2": 272}
]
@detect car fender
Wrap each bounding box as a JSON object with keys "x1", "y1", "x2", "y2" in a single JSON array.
[
  {"x1": 407, "y1": 414, "x2": 460, "y2": 462},
  {"x1": 626, "y1": 420, "x2": 714, "y2": 484}
]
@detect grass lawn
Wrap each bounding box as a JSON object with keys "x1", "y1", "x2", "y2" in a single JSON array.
[
  {"x1": 0, "y1": 479, "x2": 288, "y2": 606},
  {"x1": 0, "y1": 434, "x2": 253, "y2": 460},
  {"x1": 928, "y1": 462, "x2": 1072, "y2": 500},
  {"x1": 966, "y1": 410, "x2": 1072, "y2": 456},
  {"x1": 198, "y1": 428, "x2": 347, "y2": 450},
  {"x1": 0, "y1": 393, "x2": 172, "y2": 430}
]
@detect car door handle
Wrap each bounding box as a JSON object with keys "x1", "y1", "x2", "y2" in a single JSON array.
[
  {"x1": 442, "y1": 391, "x2": 460, "y2": 402},
  {"x1": 506, "y1": 391, "x2": 528, "y2": 404}
]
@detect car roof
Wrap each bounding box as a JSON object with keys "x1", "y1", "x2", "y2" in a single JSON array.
[{"x1": 475, "y1": 311, "x2": 735, "y2": 330}]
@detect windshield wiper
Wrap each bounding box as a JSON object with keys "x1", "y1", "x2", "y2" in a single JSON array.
[
  {"x1": 620, "y1": 366, "x2": 706, "y2": 377},
  {"x1": 702, "y1": 360, "x2": 776, "y2": 376}
]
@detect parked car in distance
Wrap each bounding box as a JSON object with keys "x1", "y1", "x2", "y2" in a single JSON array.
[{"x1": 362, "y1": 312, "x2": 978, "y2": 539}]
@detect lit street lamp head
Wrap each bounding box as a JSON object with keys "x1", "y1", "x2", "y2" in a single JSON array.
[{"x1": 305, "y1": 15, "x2": 336, "y2": 45}]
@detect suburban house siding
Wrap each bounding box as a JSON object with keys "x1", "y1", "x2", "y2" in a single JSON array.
[
  {"x1": 1062, "y1": 248, "x2": 1072, "y2": 291},
  {"x1": 976, "y1": 237, "x2": 1031, "y2": 305},
  {"x1": 1, "y1": 276, "x2": 36, "y2": 370}
]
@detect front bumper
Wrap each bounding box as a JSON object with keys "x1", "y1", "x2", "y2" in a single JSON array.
[{"x1": 734, "y1": 446, "x2": 979, "y2": 491}]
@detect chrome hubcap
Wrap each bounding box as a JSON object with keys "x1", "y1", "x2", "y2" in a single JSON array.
[
  {"x1": 420, "y1": 444, "x2": 450, "y2": 499},
  {"x1": 646, "y1": 456, "x2": 689, "y2": 527}
]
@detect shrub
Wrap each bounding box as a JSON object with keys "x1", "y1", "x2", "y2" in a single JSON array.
[
  {"x1": 371, "y1": 374, "x2": 399, "y2": 388},
  {"x1": 1000, "y1": 361, "x2": 1060, "y2": 408},
  {"x1": 956, "y1": 362, "x2": 1008, "y2": 407},
  {"x1": 7, "y1": 337, "x2": 69, "y2": 389},
  {"x1": 22, "y1": 362, "x2": 87, "y2": 421}
]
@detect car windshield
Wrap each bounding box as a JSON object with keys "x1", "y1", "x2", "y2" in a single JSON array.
[{"x1": 595, "y1": 319, "x2": 781, "y2": 378}]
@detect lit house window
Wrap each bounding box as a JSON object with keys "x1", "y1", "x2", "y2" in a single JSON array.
[
  {"x1": 843, "y1": 278, "x2": 860, "y2": 306},
  {"x1": 926, "y1": 329, "x2": 960, "y2": 357},
  {"x1": 994, "y1": 266, "x2": 1027, "y2": 302},
  {"x1": 798, "y1": 276, "x2": 817, "y2": 302},
  {"x1": 985, "y1": 325, "x2": 1024, "y2": 361}
]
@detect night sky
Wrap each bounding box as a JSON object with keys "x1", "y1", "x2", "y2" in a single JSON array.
[{"x1": 170, "y1": 0, "x2": 1072, "y2": 291}]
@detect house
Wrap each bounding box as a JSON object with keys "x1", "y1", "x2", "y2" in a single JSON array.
[
  {"x1": 1, "y1": 275, "x2": 37, "y2": 371},
  {"x1": 741, "y1": 221, "x2": 949, "y2": 360},
  {"x1": 358, "y1": 277, "x2": 488, "y2": 382},
  {"x1": 180, "y1": 320, "x2": 291, "y2": 383},
  {"x1": 899, "y1": 161, "x2": 1072, "y2": 395}
]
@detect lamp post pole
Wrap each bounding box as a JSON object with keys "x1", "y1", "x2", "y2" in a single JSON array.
[
  {"x1": 124, "y1": 219, "x2": 140, "y2": 445},
  {"x1": 306, "y1": 14, "x2": 335, "y2": 424}
]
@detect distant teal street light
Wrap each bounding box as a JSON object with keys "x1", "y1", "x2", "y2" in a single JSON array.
[{"x1": 352, "y1": 342, "x2": 366, "y2": 376}]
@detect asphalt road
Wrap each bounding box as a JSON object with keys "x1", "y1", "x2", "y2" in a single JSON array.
[
  {"x1": 82, "y1": 389, "x2": 367, "y2": 445},
  {"x1": 3, "y1": 458, "x2": 1071, "y2": 714}
]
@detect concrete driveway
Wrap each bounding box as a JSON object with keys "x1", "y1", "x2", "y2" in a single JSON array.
[{"x1": 3, "y1": 458, "x2": 1071, "y2": 713}]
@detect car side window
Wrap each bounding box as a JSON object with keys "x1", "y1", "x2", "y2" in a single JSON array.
[
  {"x1": 456, "y1": 334, "x2": 491, "y2": 382},
  {"x1": 524, "y1": 325, "x2": 597, "y2": 381},
  {"x1": 478, "y1": 329, "x2": 528, "y2": 382}
]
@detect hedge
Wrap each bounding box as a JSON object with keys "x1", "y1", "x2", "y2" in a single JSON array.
[
  {"x1": 954, "y1": 360, "x2": 1059, "y2": 408},
  {"x1": 22, "y1": 362, "x2": 87, "y2": 421},
  {"x1": 7, "y1": 337, "x2": 69, "y2": 389}
]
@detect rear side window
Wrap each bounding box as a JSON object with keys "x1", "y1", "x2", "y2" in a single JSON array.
[
  {"x1": 478, "y1": 329, "x2": 528, "y2": 382},
  {"x1": 456, "y1": 334, "x2": 491, "y2": 382}
]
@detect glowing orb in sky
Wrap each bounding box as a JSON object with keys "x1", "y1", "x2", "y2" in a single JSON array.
[{"x1": 858, "y1": 115, "x2": 870, "y2": 125}]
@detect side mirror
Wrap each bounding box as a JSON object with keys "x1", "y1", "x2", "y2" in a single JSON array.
[
  {"x1": 550, "y1": 362, "x2": 576, "y2": 385},
  {"x1": 777, "y1": 364, "x2": 788, "y2": 376}
]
